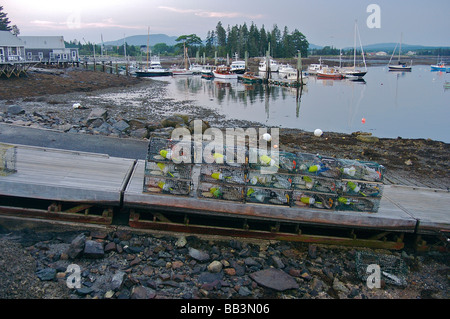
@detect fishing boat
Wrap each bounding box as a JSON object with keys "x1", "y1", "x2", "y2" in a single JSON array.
[
  {"x1": 189, "y1": 63, "x2": 203, "y2": 74},
  {"x1": 388, "y1": 33, "x2": 412, "y2": 71},
  {"x1": 135, "y1": 28, "x2": 172, "y2": 77},
  {"x1": 241, "y1": 72, "x2": 262, "y2": 84},
  {"x1": 135, "y1": 56, "x2": 172, "y2": 77},
  {"x1": 201, "y1": 64, "x2": 215, "y2": 79},
  {"x1": 278, "y1": 64, "x2": 297, "y2": 75},
  {"x1": 230, "y1": 53, "x2": 246, "y2": 74},
  {"x1": 307, "y1": 58, "x2": 328, "y2": 75},
  {"x1": 317, "y1": 67, "x2": 344, "y2": 79},
  {"x1": 213, "y1": 65, "x2": 238, "y2": 79},
  {"x1": 259, "y1": 58, "x2": 279, "y2": 72},
  {"x1": 431, "y1": 61, "x2": 449, "y2": 72}
]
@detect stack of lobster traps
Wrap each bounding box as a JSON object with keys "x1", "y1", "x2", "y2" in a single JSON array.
[{"x1": 143, "y1": 137, "x2": 385, "y2": 213}]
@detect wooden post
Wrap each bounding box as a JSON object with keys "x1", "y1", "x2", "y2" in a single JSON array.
[
  {"x1": 109, "y1": 61, "x2": 113, "y2": 74},
  {"x1": 115, "y1": 63, "x2": 118, "y2": 76},
  {"x1": 102, "y1": 61, "x2": 105, "y2": 73}
]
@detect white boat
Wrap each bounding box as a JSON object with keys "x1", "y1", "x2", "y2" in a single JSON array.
[
  {"x1": 230, "y1": 53, "x2": 246, "y2": 74},
  {"x1": 259, "y1": 58, "x2": 279, "y2": 72},
  {"x1": 189, "y1": 63, "x2": 203, "y2": 74},
  {"x1": 201, "y1": 64, "x2": 215, "y2": 79},
  {"x1": 213, "y1": 65, "x2": 238, "y2": 79},
  {"x1": 135, "y1": 28, "x2": 172, "y2": 77},
  {"x1": 388, "y1": 33, "x2": 412, "y2": 72},
  {"x1": 135, "y1": 56, "x2": 172, "y2": 77},
  {"x1": 307, "y1": 58, "x2": 328, "y2": 75},
  {"x1": 278, "y1": 64, "x2": 296, "y2": 74},
  {"x1": 338, "y1": 21, "x2": 368, "y2": 79}
]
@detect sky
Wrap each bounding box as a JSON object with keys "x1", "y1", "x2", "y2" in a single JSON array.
[{"x1": 3, "y1": 0, "x2": 450, "y2": 48}]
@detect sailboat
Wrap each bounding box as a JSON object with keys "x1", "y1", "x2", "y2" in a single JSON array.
[
  {"x1": 135, "y1": 27, "x2": 172, "y2": 77},
  {"x1": 339, "y1": 21, "x2": 367, "y2": 79},
  {"x1": 170, "y1": 42, "x2": 193, "y2": 75},
  {"x1": 388, "y1": 33, "x2": 412, "y2": 71}
]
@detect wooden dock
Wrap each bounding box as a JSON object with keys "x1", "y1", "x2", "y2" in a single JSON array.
[{"x1": 0, "y1": 144, "x2": 448, "y2": 248}]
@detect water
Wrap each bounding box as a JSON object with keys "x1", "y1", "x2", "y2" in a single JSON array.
[{"x1": 161, "y1": 65, "x2": 449, "y2": 143}]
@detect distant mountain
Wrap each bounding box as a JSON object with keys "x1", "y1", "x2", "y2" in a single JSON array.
[
  {"x1": 103, "y1": 34, "x2": 178, "y2": 47},
  {"x1": 346, "y1": 43, "x2": 450, "y2": 52}
]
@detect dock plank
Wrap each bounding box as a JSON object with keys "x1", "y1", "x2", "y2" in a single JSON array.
[
  {"x1": 0, "y1": 145, "x2": 135, "y2": 204},
  {"x1": 123, "y1": 161, "x2": 417, "y2": 233}
]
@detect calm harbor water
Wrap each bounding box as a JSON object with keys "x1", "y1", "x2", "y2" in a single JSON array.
[{"x1": 160, "y1": 65, "x2": 449, "y2": 143}]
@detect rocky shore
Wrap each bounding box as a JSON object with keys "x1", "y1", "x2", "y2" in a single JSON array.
[
  {"x1": 0, "y1": 67, "x2": 449, "y2": 301},
  {"x1": 0, "y1": 225, "x2": 448, "y2": 300}
]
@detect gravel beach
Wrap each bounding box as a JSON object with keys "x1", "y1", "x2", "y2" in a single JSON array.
[{"x1": 0, "y1": 67, "x2": 448, "y2": 301}]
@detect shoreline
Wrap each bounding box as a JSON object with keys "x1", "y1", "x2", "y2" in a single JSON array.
[{"x1": 0, "y1": 68, "x2": 449, "y2": 190}]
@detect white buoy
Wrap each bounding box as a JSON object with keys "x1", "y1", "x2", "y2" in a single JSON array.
[
  {"x1": 314, "y1": 129, "x2": 323, "y2": 137},
  {"x1": 262, "y1": 133, "x2": 272, "y2": 142}
]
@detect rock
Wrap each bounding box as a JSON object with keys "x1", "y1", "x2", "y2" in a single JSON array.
[
  {"x1": 36, "y1": 268, "x2": 56, "y2": 281},
  {"x1": 131, "y1": 286, "x2": 156, "y2": 299},
  {"x1": 356, "y1": 134, "x2": 379, "y2": 143},
  {"x1": 175, "y1": 236, "x2": 187, "y2": 248},
  {"x1": 198, "y1": 271, "x2": 223, "y2": 283},
  {"x1": 332, "y1": 278, "x2": 350, "y2": 294},
  {"x1": 128, "y1": 119, "x2": 147, "y2": 130},
  {"x1": 271, "y1": 256, "x2": 285, "y2": 269},
  {"x1": 104, "y1": 242, "x2": 116, "y2": 252},
  {"x1": 76, "y1": 287, "x2": 94, "y2": 296},
  {"x1": 104, "y1": 290, "x2": 115, "y2": 299},
  {"x1": 224, "y1": 268, "x2": 236, "y2": 276},
  {"x1": 111, "y1": 271, "x2": 126, "y2": 291},
  {"x1": 86, "y1": 108, "x2": 107, "y2": 124},
  {"x1": 188, "y1": 247, "x2": 210, "y2": 262},
  {"x1": 83, "y1": 240, "x2": 104, "y2": 258},
  {"x1": 161, "y1": 115, "x2": 185, "y2": 128},
  {"x1": 113, "y1": 119, "x2": 130, "y2": 132},
  {"x1": 7, "y1": 105, "x2": 25, "y2": 115},
  {"x1": 207, "y1": 261, "x2": 223, "y2": 273},
  {"x1": 308, "y1": 244, "x2": 317, "y2": 259},
  {"x1": 238, "y1": 286, "x2": 252, "y2": 297},
  {"x1": 130, "y1": 128, "x2": 148, "y2": 139},
  {"x1": 250, "y1": 268, "x2": 299, "y2": 291},
  {"x1": 66, "y1": 234, "x2": 86, "y2": 259}
]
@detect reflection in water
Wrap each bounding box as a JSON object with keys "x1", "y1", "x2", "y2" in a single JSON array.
[{"x1": 164, "y1": 66, "x2": 449, "y2": 142}]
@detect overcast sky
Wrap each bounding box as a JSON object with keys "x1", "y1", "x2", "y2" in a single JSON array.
[{"x1": 3, "y1": 0, "x2": 450, "y2": 47}]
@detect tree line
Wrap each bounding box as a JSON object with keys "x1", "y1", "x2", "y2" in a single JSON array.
[{"x1": 68, "y1": 22, "x2": 310, "y2": 60}]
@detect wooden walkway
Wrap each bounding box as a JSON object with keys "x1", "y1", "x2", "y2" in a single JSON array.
[
  {"x1": 124, "y1": 160, "x2": 450, "y2": 236},
  {"x1": 0, "y1": 145, "x2": 448, "y2": 239}
]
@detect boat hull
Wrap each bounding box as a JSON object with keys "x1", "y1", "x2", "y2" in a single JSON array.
[
  {"x1": 213, "y1": 71, "x2": 238, "y2": 79},
  {"x1": 389, "y1": 66, "x2": 411, "y2": 72},
  {"x1": 135, "y1": 71, "x2": 172, "y2": 77}
]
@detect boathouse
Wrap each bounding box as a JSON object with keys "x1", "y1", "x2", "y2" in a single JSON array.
[
  {"x1": 0, "y1": 31, "x2": 31, "y2": 77},
  {"x1": 0, "y1": 31, "x2": 26, "y2": 63},
  {"x1": 19, "y1": 36, "x2": 79, "y2": 64}
]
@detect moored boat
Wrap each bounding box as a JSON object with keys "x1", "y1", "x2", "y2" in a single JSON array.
[
  {"x1": 259, "y1": 58, "x2": 279, "y2": 72},
  {"x1": 241, "y1": 72, "x2": 262, "y2": 84},
  {"x1": 431, "y1": 61, "x2": 449, "y2": 72},
  {"x1": 213, "y1": 65, "x2": 238, "y2": 79},
  {"x1": 307, "y1": 58, "x2": 328, "y2": 75},
  {"x1": 135, "y1": 56, "x2": 172, "y2": 77},
  {"x1": 317, "y1": 67, "x2": 344, "y2": 79},
  {"x1": 201, "y1": 64, "x2": 215, "y2": 79},
  {"x1": 230, "y1": 54, "x2": 246, "y2": 74}
]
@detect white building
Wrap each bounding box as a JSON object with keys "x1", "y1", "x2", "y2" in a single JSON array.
[
  {"x1": 19, "y1": 36, "x2": 79, "y2": 63},
  {"x1": 0, "y1": 31, "x2": 26, "y2": 63}
]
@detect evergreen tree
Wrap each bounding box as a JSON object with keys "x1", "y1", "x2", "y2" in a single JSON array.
[{"x1": 0, "y1": 6, "x2": 12, "y2": 31}]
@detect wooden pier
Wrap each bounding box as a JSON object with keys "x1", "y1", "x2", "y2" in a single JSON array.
[
  {"x1": 0, "y1": 62, "x2": 34, "y2": 78},
  {"x1": 0, "y1": 144, "x2": 448, "y2": 250}
]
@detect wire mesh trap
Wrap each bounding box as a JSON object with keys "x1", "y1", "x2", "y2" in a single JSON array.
[{"x1": 355, "y1": 251, "x2": 408, "y2": 286}]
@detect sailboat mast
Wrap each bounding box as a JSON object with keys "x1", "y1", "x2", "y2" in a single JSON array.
[
  {"x1": 353, "y1": 20, "x2": 357, "y2": 69},
  {"x1": 398, "y1": 33, "x2": 402, "y2": 62},
  {"x1": 146, "y1": 27, "x2": 150, "y2": 69}
]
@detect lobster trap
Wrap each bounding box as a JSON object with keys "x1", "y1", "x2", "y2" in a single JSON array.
[
  {"x1": 197, "y1": 182, "x2": 245, "y2": 202},
  {"x1": 247, "y1": 171, "x2": 293, "y2": 190},
  {"x1": 245, "y1": 187, "x2": 292, "y2": 206},
  {"x1": 143, "y1": 176, "x2": 192, "y2": 196},
  {"x1": 200, "y1": 164, "x2": 247, "y2": 185},
  {"x1": 335, "y1": 195, "x2": 381, "y2": 213},
  {"x1": 337, "y1": 159, "x2": 386, "y2": 182},
  {"x1": 292, "y1": 191, "x2": 336, "y2": 210},
  {"x1": 0, "y1": 143, "x2": 17, "y2": 176},
  {"x1": 355, "y1": 251, "x2": 408, "y2": 286}
]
